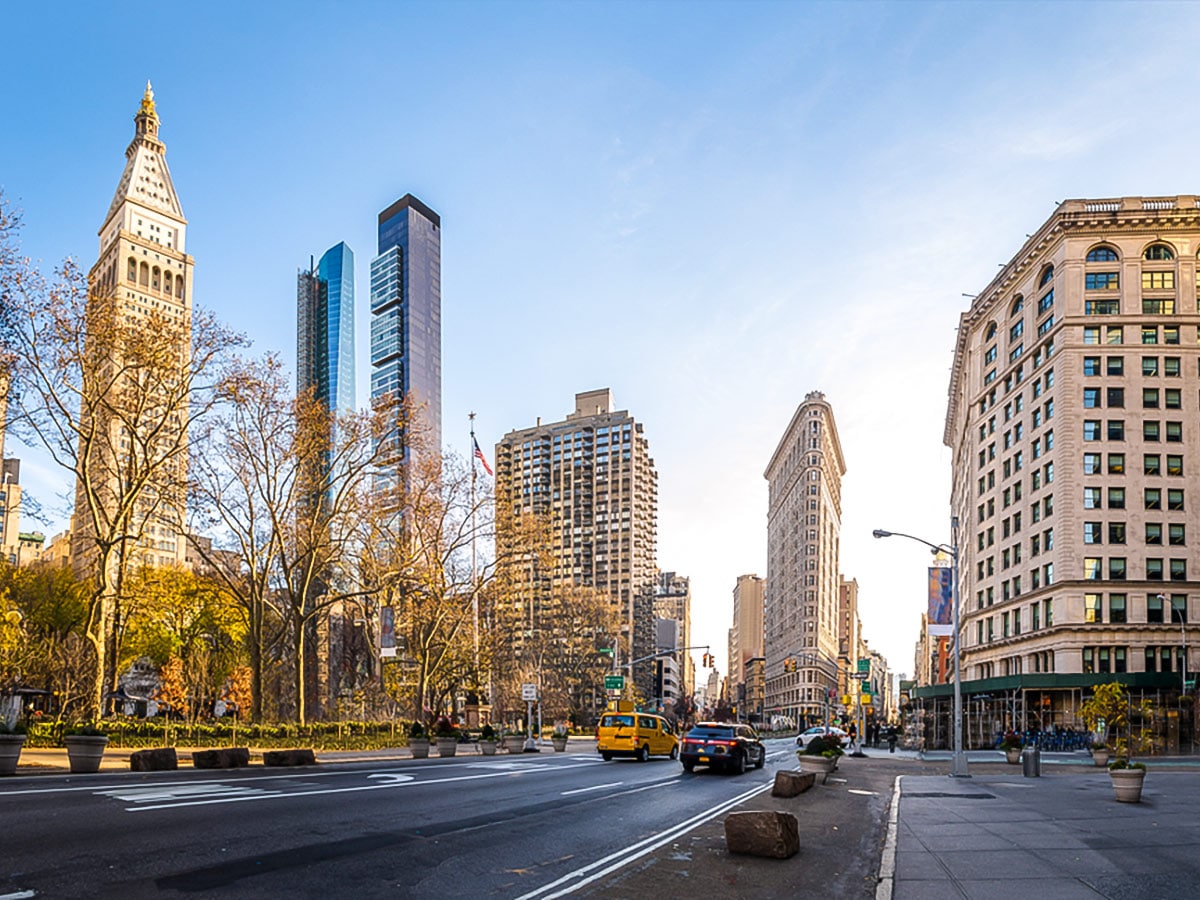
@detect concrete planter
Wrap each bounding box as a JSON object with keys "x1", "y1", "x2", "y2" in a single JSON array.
[
  {"x1": 552, "y1": 737, "x2": 568, "y2": 752},
  {"x1": 479, "y1": 740, "x2": 498, "y2": 756},
  {"x1": 64, "y1": 735, "x2": 109, "y2": 774},
  {"x1": 436, "y1": 737, "x2": 458, "y2": 757},
  {"x1": 409, "y1": 737, "x2": 430, "y2": 759},
  {"x1": 1110, "y1": 767, "x2": 1146, "y2": 803},
  {"x1": 1004, "y1": 747, "x2": 1022, "y2": 765},
  {"x1": 0, "y1": 734, "x2": 27, "y2": 776},
  {"x1": 504, "y1": 735, "x2": 526, "y2": 754},
  {"x1": 1092, "y1": 748, "x2": 1111, "y2": 767},
  {"x1": 796, "y1": 753, "x2": 837, "y2": 775}
]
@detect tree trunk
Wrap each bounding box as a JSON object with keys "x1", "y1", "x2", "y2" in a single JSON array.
[{"x1": 294, "y1": 612, "x2": 307, "y2": 726}]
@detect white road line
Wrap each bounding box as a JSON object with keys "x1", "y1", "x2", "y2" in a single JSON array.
[
  {"x1": 515, "y1": 781, "x2": 772, "y2": 900},
  {"x1": 561, "y1": 782, "x2": 622, "y2": 796},
  {"x1": 0, "y1": 891, "x2": 37, "y2": 899}
]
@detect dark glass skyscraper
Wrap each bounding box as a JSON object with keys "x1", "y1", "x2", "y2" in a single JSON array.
[
  {"x1": 297, "y1": 241, "x2": 356, "y2": 414},
  {"x1": 370, "y1": 194, "x2": 442, "y2": 456}
]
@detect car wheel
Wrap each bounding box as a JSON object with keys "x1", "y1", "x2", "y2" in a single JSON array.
[
  {"x1": 670, "y1": 745, "x2": 679, "y2": 760},
  {"x1": 754, "y1": 747, "x2": 765, "y2": 769},
  {"x1": 636, "y1": 745, "x2": 649, "y2": 763},
  {"x1": 733, "y1": 751, "x2": 747, "y2": 775},
  {"x1": 601, "y1": 752, "x2": 612, "y2": 761},
  {"x1": 682, "y1": 760, "x2": 694, "y2": 773}
]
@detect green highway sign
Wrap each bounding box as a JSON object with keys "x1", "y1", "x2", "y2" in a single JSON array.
[
  {"x1": 604, "y1": 675, "x2": 625, "y2": 691},
  {"x1": 857, "y1": 659, "x2": 870, "y2": 674}
]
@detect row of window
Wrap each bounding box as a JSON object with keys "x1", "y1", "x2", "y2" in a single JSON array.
[
  {"x1": 1083, "y1": 387, "x2": 1186, "y2": 408},
  {"x1": 1082, "y1": 557, "x2": 1188, "y2": 580},
  {"x1": 1083, "y1": 420, "x2": 1184, "y2": 442},
  {"x1": 1083, "y1": 453, "x2": 1183, "y2": 475},
  {"x1": 1082, "y1": 521, "x2": 1185, "y2": 545},
  {"x1": 1083, "y1": 646, "x2": 1185, "y2": 675},
  {"x1": 1083, "y1": 324, "x2": 1183, "y2": 344},
  {"x1": 1085, "y1": 355, "x2": 1186, "y2": 376}
]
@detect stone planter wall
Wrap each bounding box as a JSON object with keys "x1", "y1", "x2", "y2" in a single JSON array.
[
  {"x1": 436, "y1": 737, "x2": 458, "y2": 757},
  {"x1": 796, "y1": 754, "x2": 836, "y2": 775},
  {"x1": 409, "y1": 738, "x2": 431, "y2": 759},
  {"x1": 64, "y1": 735, "x2": 109, "y2": 774}
]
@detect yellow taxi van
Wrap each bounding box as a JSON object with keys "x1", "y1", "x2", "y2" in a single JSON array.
[{"x1": 595, "y1": 702, "x2": 679, "y2": 761}]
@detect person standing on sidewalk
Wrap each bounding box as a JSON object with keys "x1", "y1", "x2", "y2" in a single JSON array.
[{"x1": 887, "y1": 724, "x2": 898, "y2": 753}]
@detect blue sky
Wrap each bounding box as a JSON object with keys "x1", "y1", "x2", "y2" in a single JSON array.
[{"x1": 6, "y1": 1, "x2": 1200, "y2": 685}]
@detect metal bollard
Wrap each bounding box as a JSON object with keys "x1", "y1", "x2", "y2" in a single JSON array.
[{"x1": 1021, "y1": 747, "x2": 1041, "y2": 777}]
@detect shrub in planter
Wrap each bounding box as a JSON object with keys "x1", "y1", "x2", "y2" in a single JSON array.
[
  {"x1": 479, "y1": 724, "x2": 499, "y2": 756},
  {"x1": 552, "y1": 727, "x2": 569, "y2": 751},
  {"x1": 64, "y1": 724, "x2": 110, "y2": 774},
  {"x1": 999, "y1": 730, "x2": 1023, "y2": 763},
  {"x1": 408, "y1": 721, "x2": 431, "y2": 759}
]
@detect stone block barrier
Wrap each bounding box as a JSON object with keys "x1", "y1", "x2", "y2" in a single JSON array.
[
  {"x1": 263, "y1": 748, "x2": 317, "y2": 767},
  {"x1": 724, "y1": 810, "x2": 801, "y2": 859},
  {"x1": 130, "y1": 747, "x2": 178, "y2": 771},
  {"x1": 192, "y1": 747, "x2": 251, "y2": 769},
  {"x1": 771, "y1": 769, "x2": 816, "y2": 797}
]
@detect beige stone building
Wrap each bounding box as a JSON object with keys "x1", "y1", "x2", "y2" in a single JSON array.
[
  {"x1": 494, "y1": 389, "x2": 659, "y2": 702},
  {"x1": 940, "y1": 195, "x2": 1200, "y2": 749},
  {"x1": 763, "y1": 391, "x2": 847, "y2": 726},
  {"x1": 654, "y1": 570, "x2": 693, "y2": 700},
  {"x1": 72, "y1": 83, "x2": 193, "y2": 575},
  {"x1": 728, "y1": 573, "x2": 765, "y2": 722}
]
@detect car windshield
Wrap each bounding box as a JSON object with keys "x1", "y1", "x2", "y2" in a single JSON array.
[
  {"x1": 601, "y1": 715, "x2": 634, "y2": 728},
  {"x1": 687, "y1": 726, "x2": 734, "y2": 739}
]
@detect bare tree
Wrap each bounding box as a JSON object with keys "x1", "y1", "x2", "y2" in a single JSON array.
[{"x1": 0, "y1": 199, "x2": 244, "y2": 718}]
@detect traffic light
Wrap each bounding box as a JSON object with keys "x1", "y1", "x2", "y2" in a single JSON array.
[{"x1": 702, "y1": 652, "x2": 713, "y2": 667}]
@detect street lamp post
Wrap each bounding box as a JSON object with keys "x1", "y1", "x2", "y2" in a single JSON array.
[{"x1": 874, "y1": 523, "x2": 970, "y2": 777}]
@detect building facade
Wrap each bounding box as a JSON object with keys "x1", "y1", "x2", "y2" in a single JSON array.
[
  {"x1": 73, "y1": 83, "x2": 192, "y2": 572},
  {"x1": 369, "y1": 194, "x2": 441, "y2": 464},
  {"x1": 494, "y1": 389, "x2": 659, "y2": 701},
  {"x1": 940, "y1": 195, "x2": 1200, "y2": 750},
  {"x1": 298, "y1": 242, "x2": 355, "y2": 414},
  {"x1": 728, "y1": 573, "x2": 765, "y2": 715},
  {"x1": 763, "y1": 391, "x2": 847, "y2": 726},
  {"x1": 654, "y1": 570, "x2": 693, "y2": 698}
]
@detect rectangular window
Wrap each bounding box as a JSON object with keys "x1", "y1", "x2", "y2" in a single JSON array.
[
  {"x1": 1083, "y1": 388, "x2": 1101, "y2": 408},
  {"x1": 1147, "y1": 558, "x2": 1164, "y2": 580},
  {"x1": 1037, "y1": 316, "x2": 1054, "y2": 336},
  {"x1": 1145, "y1": 454, "x2": 1162, "y2": 476},
  {"x1": 1167, "y1": 454, "x2": 1183, "y2": 476},
  {"x1": 1087, "y1": 299, "x2": 1120, "y2": 315},
  {"x1": 1108, "y1": 453, "x2": 1124, "y2": 474},
  {"x1": 1083, "y1": 453, "x2": 1101, "y2": 475},
  {"x1": 1148, "y1": 593, "x2": 1164, "y2": 623},
  {"x1": 1164, "y1": 356, "x2": 1181, "y2": 377},
  {"x1": 1107, "y1": 356, "x2": 1124, "y2": 375},
  {"x1": 1032, "y1": 603, "x2": 1041, "y2": 630},
  {"x1": 1084, "y1": 420, "x2": 1102, "y2": 441},
  {"x1": 1115, "y1": 648, "x2": 1127, "y2": 674},
  {"x1": 1109, "y1": 558, "x2": 1126, "y2": 580},
  {"x1": 1085, "y1": 593, "x2": 1102, "y2": 622},
  {"x1": 1109, "y1": 594, "x2": 1127, "y2": 624},
  {"x1": 1107, "y1": 420, "x2": 1124, "y2": 440},
  {"x1": 1169, "y1": 523, "x2": 1186, "y2": 546},
  {"x1": 1142, "y1": 299, "x2": 1176, "y2": 315},
  {"x1": 1084, "y1": 558, "x2": 1102, "y2": 580},
  {"x1": 1146, "y1": 488, "x2": 1163, "y2": 509},
  {"x1": 1143, "y1": 356, "x2": 1160, "y2": 376},
  {"x1": 1106, "y1": 326, "x2": 1123, "y2": 344},
  {"x1": 1142, "y1": 325, "x2": 1159, "y2": 344},
  {"x1": 1087, "y1": 272, "x2": 1120, "y2": 290},
  {"x1": 1083, "y1": 522, "x2": 1102, "y2": 544},
  {"x1": 1107, "y1": 388, "x2": 1124, "y2": 408},
  {"x1": 1083, "y1": 326, "x2": 1100, "y2": 344},
  {"x1": 1108, "y1": 487, "x2": 1126, "y2": 509},
  {"x1": 1165, "y1": 326, "x2": 1180, "y2": 344},
  {"x1": 1168, "y1": 488, "x2": 1184, "y2": 510},
  {"x1": 1165, "y1": 389, "x2": 1181, "y2": 409},
  {"x1": 1044, "y1": 598, "x2": 1053, "y2": 626},
  {"x1": 1144, "y1": 388, "x2": 1160, "y2": 408},
  {"x1": 1171, "y1": 595, "x2": 1187, "y2": 623},
  {"x1": 1170, "y1": 559, "x2": 1187, "y2": 581},
  {"x1": 1038, "y1": 290, "x2": 1054, "y2": 315},
  {"x1": 1146, "y1": 523, "x2": 1163, "y2": 545},
  {"x1": 1142, "y1": 270, "x2": 1175, "y2": 290},
  {"x1": 1145, "y1": 421, "x2": 1161, "y2": 442},
  {"x1": 1109, "y1": 522, "x2": 1126, "y2": 544},
  {"x1": 1084, "y1": 487, "x2": 1102, "y2": 509},
  {"x1": 1167, "y1": 421, "x2": 1183, "y2": 442}
]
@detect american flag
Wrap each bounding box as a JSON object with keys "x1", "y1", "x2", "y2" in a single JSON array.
[{"x1": 473, "y1": 436, "x2": 493, "y2": 476}]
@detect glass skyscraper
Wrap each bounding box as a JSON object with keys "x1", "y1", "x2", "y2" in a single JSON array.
[
  {"x1": 297, "y1": 241, "x2": 356, "y2": 414},
  {"x1": 370, "y1": 194, "x2": 442, "y2": 457}
]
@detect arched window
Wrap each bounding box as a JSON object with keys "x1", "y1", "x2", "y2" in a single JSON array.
[
  {"x1": 176, "y1": 275, "x2": 185, "y2": 300},
  {"x1": 985, "y1": 322, "x2": 998, "y2": 341},
  {"x1": 1010, "y1": 296, "x2": 1024, "y2": 317},
  {"x1": 139, "y1": 262, "x2": 149, "y2": 287},
  {"x1": 1086, "y1": 245, "x2": 1119, "y2": 262},
  {"x1": 127, "y1": 257, "x2": 137, "y2": 282},
  {"x1": 1145, "y1": 243, "x2": 1175, "y2": 261},
  {"x1": 152, "y1": 266, "x2": 161, "y2": 292},
  {"x1": 1038, "y1": 266, "x2": 1055, "y2": 288}
]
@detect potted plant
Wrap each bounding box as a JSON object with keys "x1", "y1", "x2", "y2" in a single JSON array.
[
  {"x1": 64, "y1": 724, "x2": 109, "y2": 774},
  {"x1": 796, "y1": 733, "x2": 842, "y2": 775},
  {"x1": 434, "y1": 716, "x2": 459, "y2": 757},
  {"x1": 0, "y1": 720, "x2": 28, "y2": 776},
  {"x1": 1108, "y1": 757, "x2": 1147, "y2": 802},
  {"x1": 408, "y1": 721, "x2": 430, "y2": 759},
  {"x1": 1090, "y1": 741, "x2": 1110, "y2": 767},
  {"x1": 503, "y1": 727, "x2": 526, "y2": 754},
  {"x1": 551, "y1": 726, "x2": 569, "y2": 752},
  {"x1": 999, "y1": 730, "x2": 1023, "y2": 765},
  {"x1": 479, "y1": 724, "x2": 498, "y2": 756}
]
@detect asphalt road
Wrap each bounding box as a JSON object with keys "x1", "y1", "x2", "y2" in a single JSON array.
[{"x1": 3, "y1": 737, "x2": 875, "y2": 899}]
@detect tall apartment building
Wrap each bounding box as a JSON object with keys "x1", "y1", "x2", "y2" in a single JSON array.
[
  {"x1": 729, "y1": 574, "x2": 765, "y2": 723},
  {"x1": 73, "y1": 83, "x2": 192, "y2": 572},
  {"x1": 369, "y1": 194, "x2": 441, "y2": 467},
  {"x1": 1, "y1": 459, "x2": 22, "y2": 566},
  {"x1": 763, "y1": 391, "x2": 846, "y2": 726},
  {"x1": 494, "y1": 389, "x2": 659, "y2": 700},
  {"x1": 654, "y1": 570, "x2": 693, "y2": 698},
  {"x1": 942, "y1": 195, "x2": 1200, "y2": 747},
  {"x1": 298, "y1": 242, "x2": 355, "y2": 413}
]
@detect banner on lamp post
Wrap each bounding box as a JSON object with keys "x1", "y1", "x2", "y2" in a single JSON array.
[{"x1": 927, "y1": 566, "x2": 953, "y2": 637}]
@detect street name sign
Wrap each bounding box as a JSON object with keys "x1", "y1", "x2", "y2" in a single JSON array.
[{"x1": 604, "y1": 675, "x2": 625, "y2": 691}]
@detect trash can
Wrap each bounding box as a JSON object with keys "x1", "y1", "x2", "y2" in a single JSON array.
[{"x1": 1021, "y1": 747, "x2": 1041, "y2": 777}]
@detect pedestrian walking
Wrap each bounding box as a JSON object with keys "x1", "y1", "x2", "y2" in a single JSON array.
[{"x1": 887, "y1": 724, "x2": 898, "y2": 753}]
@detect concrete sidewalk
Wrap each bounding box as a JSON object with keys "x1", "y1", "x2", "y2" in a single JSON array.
[{"x1": 889, "y1": 768, "x2": 1200, "y2": 899}]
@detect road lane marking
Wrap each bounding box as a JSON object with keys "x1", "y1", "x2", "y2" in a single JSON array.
[
  {"x1": 366, "y1": 774, "x2": 415, "y2": 784},
  {"x1": 516, "y1": 780, "x2": 773, "y2": 899},
  {"x1": 96, "y1": 784, "x2": 278, "y2": 804},
  {"x1": 848, "y1": 789, "x2": 877, "y2": 796},
  {"x1": 560, "y1": 782, "x2": 622, "y2": 796},
  {"x1": 0, "y1": 891, "x2": 37, "y2": 899}
]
